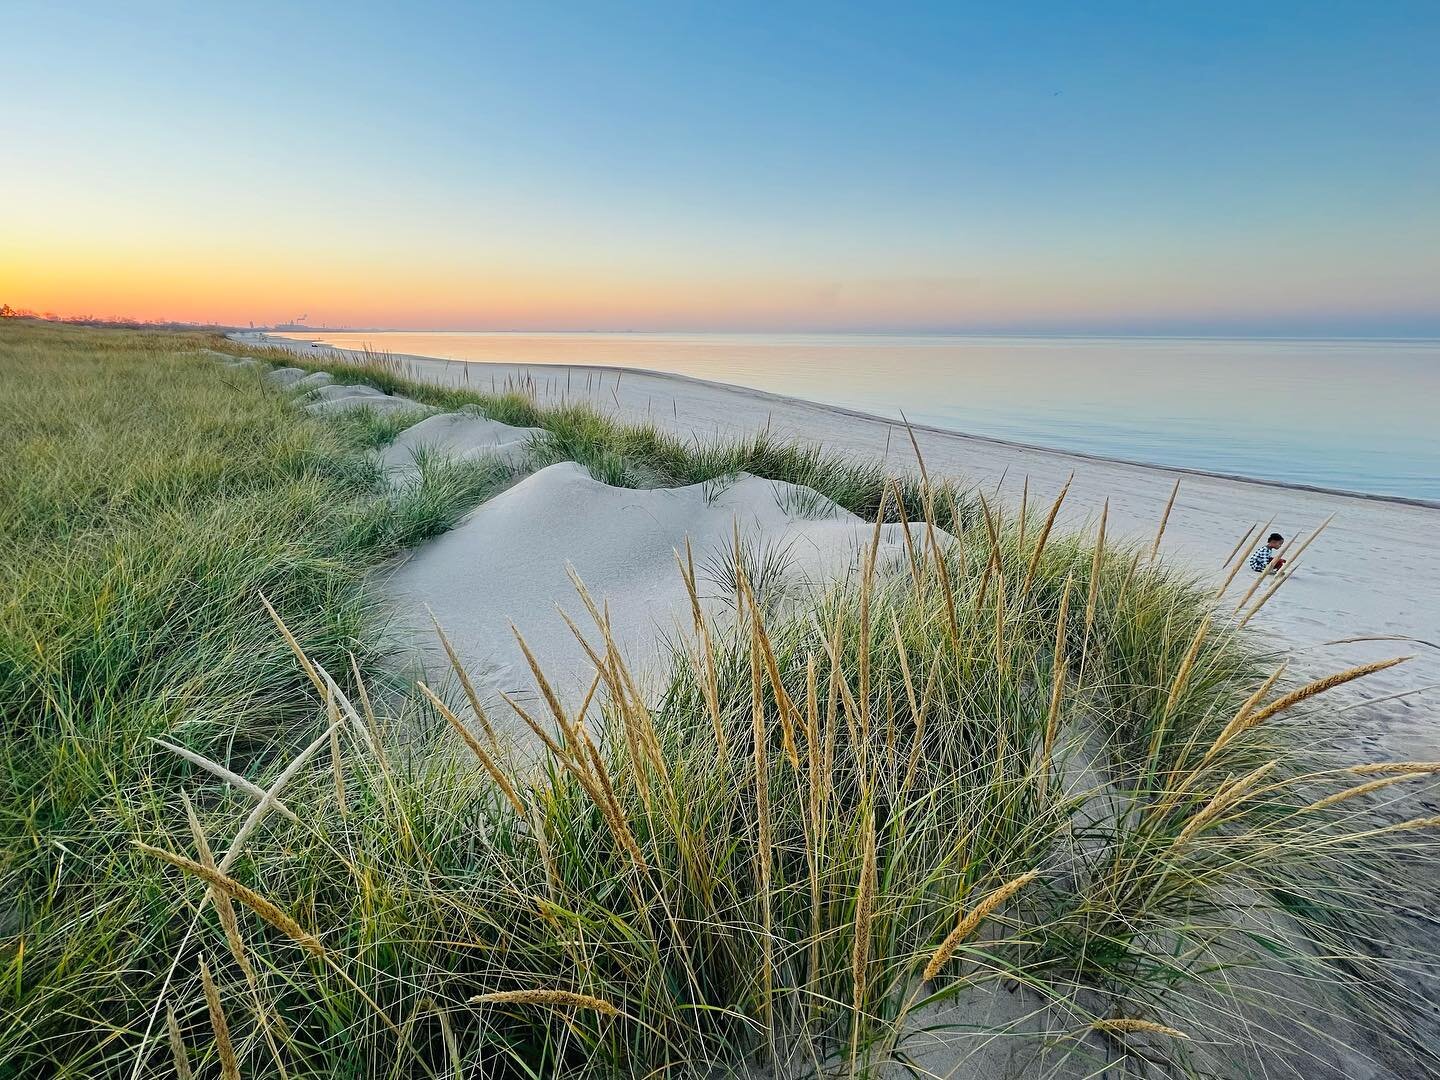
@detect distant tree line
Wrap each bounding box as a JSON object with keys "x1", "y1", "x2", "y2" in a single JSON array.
[{"x1": 0, "y1": 304, "x2": 236, "y2": 331}]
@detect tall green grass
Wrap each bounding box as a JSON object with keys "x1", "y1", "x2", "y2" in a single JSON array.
[
  {"x1": 110, "y1": 511, "x2": 1438, "y2": 1079},
  {"x1": 0, "y1": 321, "x2": 505, "y2": 1077}
]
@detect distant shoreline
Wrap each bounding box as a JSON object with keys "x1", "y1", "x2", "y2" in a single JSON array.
[{"x1": 249, "y1": 331, "x2": 1440, "y2": 511}]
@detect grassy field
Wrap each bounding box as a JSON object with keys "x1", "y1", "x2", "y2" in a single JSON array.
[{"x1": 2, "y1": 320, "x2": 1435, "y2": 1078}]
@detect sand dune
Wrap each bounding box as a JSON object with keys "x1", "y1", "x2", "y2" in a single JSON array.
[
  {"x1": 290, "y1": 370, "x2": 333, "y2": 391},
  {"x1": 264, "y1": 366, "x2": 308, "y2": 388},
  {"x1": 378, "y1": 407, "x2": 546, "y2": 479},
  {"x1": 223, "y1": 346, "x2": 929, "y2": 738},
  {"x1": 301, "y1": 381, "x2": 432, "y2": 416},
  {"x1": 384, "y1": 460, "x2": 930, "y2": 739}
]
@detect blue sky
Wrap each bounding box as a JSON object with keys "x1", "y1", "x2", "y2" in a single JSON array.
[{"x1": 4, "y1": 1, "x2": 1438, "y2": 332}]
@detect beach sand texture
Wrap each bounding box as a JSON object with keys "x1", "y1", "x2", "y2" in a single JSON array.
[
  {"x1": 385, "y1": 459, "x2": 931, "y2": 730},
  {"x1": 378, "y1": 407, "x2": 547, "y2": 479}
]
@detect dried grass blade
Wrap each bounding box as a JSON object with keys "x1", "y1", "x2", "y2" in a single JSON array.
[
  {"x1": 430, "y1": 614, "x2": 498, "y2": 744},
  {"x1": 1021, "y1": 473, "x2": 1072, "y2": 596},
  {"x1": 181, "y1": 794, "x2": 248, "y2": 974},
  {"x1": 199, "y1": 956, "x2": 240, "y2": 1080},
  {"x1": 850, "y1": 807, "x2": 877, "y2": 1074},
  {"x1": 136, "y1": 843, "x2": 324, "y2": 956},
  {"x1": 1092, "y1": 1018, "x2": 1189, "y2": 1040},
  {"x1": 1148, "y1": 478, "x2": 1180, "y2": 562},
  {"x1": 418, "y1": 682, "x2": 526, "y2": 815},
  {"x1": 924, "y1": 870, "x2": 1041, "y2": 981},
  {"x1": 151, "y1": 739, "x2": 297, "y2": 822},
  {"x1": 165, "y1": 1004, "x2": 193, "y2": 1080},
  {"x1": 258, "y1": 593, "x2": 325, "y2": 698},
  {"x1": 1244, "y1": 656, "x2": 1411, "y2": 729}
]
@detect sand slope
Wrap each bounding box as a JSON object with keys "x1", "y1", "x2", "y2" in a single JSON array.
[
  {"x1": 291, "y1": 370, "x2": 333, "y2": 391},
  {"x1": 378, "y1": 408, "x2": 546, "y2": 479},
  {"x1": 384, "y1": 460, "x2": 927, "y2": 737},
  {"x1": 264, "y1": 366, "x2": 308, "y2": 388},
  {"x1": 302, "y1": 382, "x2": 432, "y2": 416}
]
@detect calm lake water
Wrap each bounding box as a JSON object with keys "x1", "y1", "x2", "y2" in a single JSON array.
[{"x1": 276, "y1": 331, "x2": 1440, "y2": 503}]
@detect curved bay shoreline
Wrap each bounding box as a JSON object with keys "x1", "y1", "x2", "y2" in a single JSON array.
[{"x1": 245, "y1": 331, "x2": 1440, "y2": 757}]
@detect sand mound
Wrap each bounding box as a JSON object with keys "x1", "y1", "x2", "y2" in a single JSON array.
[
  {"x1": 291, "y1": 371, "x2": 334, "y2": 391},
  {"x1": 264, "y1": 367, "x2": 308, "y2": 388},
  {"x1": 378, "y1": 408, "x2": 547, "y2": 479},
  {"x1": 306, "y1": 383, "x2": 387, "y2": 402},
  {"x1": 386, "y1": 461, "x2": 931, "y2": 742},
  {"x1": 303, "y1": 383, "x2": 432, "y2": 416}
]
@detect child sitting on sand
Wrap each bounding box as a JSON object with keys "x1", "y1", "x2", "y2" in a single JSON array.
[{"x1": 1248, "y1": 532, "x2": 1286, "y2": 574}]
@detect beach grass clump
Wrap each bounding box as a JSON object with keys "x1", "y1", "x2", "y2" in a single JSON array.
[
  {"x1": 104, "y1": 538, "x2": 1440, "y2": 1075},
  {"x1": 105, "y1": 516, "x2": 1437, "y2": 1079},
  {"x1": 325, "y1": 403, "x2": 437, "y2": 450}
]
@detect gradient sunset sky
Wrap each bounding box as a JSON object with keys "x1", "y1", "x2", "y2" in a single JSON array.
[{"x1": 5, "y1": 1, "x2": 1438, "y2": 334}]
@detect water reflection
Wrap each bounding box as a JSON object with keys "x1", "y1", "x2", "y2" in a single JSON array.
[{"x1": 275, "y1": 331, "x2": 1440, "y2": 501}]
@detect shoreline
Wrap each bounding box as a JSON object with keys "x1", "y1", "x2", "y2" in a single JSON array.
[
  {"x1": 244, "y1": 331, "x2": 1440, "y2": 765},
  {"x1": 245, "y1": 332, "x2": 1438, "y2": 511}
]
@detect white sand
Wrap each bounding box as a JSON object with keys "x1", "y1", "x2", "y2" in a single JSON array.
[
  {"x1": 378, "y1": 408, "x2": 546, "y2": 480},
  {"x1": 291, "y1": 370, "x2": 333, "y2": 391},
  {"x1": 301, "y1": 382, "x2": 432, "y2": 416},
  {"x1": 385, "y1": 460, "x2": 927, "y2": 737},
  {"x1": 264, "y1": 366, "x2": 308, "y2": 388}
]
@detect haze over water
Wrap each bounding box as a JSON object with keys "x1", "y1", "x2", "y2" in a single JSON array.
[{"x1": 277, "y1": 332, "x2": 1440, "y2": 503}]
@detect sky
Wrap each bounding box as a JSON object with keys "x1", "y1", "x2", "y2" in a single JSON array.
[{"x1": 4, "y1": 1, "x2": 1438, "y2": 334}]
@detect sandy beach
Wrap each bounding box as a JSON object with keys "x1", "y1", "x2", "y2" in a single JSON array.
[{"x1": 249, "y1": 333, "x2": 1440, "y2": 762}]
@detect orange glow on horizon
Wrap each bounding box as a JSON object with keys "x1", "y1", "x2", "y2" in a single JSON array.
[{"x1": 9, "y1": 239, "x2": 1434, "y2": 334}]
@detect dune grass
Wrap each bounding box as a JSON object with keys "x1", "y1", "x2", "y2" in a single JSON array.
[
  {"x1": 2, "y1": 321, "x2": 1436, "y2": 1078},
  {"x1": 0, "y1": 321, "x2": 507, "y2": 1076}
]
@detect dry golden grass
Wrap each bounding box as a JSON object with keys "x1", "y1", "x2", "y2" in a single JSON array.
[
  {"x1": 165, "y1": 1004, "x2": 192, "y2": 1080},
  {"x1": 417, "y1": 680, "x2": 526, "y2": 815},
  {"x1": 1247, "y1": 655, "x2": 1412, "y2": 728},
  {"x1": 923, "y1": 869, "x2": 1042, "y2": 981},
  {"x1": 198, "y1": 956, "x2": 240, "y2": 1080},
  {"x1": 135, "y1": 843, "x2": 325, "y2": 957},
  {"x1": 469, "y1": 989, "x2": 622, "y2": 1017}
]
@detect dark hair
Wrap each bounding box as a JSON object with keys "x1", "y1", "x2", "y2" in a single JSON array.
[{"x1": 1268, "y1": 532, "x2": 1284, "y2": 543}]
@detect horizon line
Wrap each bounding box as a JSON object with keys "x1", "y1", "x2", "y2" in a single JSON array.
[{"x1": 261, "y1": 326, "x2": 1440, "y2": 342}]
